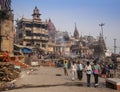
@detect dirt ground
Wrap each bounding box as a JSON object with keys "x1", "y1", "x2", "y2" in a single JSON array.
[{"x1": 3, "y1": 66, "x2": 120, "y2": 92}]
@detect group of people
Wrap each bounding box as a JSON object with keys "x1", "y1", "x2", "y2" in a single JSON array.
[
  {"x1": 85, "y1": 60, "x2": 101, "y2": 87},
  {"x1": 63, "y1": 59, "x2": 101, "y2": 87}
]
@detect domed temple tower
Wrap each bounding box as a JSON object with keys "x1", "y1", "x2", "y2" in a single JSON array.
[
  {"x1": 94, "y1": 32, "x2": 106, "y2": 57},
  {"x1": 32, "y1": 6, "x2": 41, "y2": 20},
  {"x1": 98, "y1": 33, "x2": 106, "y2": 54},
  {"x1": 47, "y1": 18, "x2": 56, "y2": 42},
  {"x1": 98, "y1": 33, "x2": 106, "y2": 49}
]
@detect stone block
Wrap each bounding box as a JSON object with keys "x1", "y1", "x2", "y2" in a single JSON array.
[{"x1": 106, "y1": 78, "x2": 120, "y2": 90}]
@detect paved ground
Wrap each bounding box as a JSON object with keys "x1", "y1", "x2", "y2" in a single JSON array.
[{"x1": 2, "y1": 66, "x2": 119, "y2": 92}]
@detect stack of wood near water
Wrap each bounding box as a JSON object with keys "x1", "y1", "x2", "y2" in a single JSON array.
[
  {"x1": 40, "y1": 61, "x2": 55, "y2": 67},
  {"x1": 0, "y1": 62, "x2": 21, "y2": 82}
]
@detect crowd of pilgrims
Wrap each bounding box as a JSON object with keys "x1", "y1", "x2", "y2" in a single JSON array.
[{"x1": 61, "y1": 58, "x2": 111, "y2": 87}]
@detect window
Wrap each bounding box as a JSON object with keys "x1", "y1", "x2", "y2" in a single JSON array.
[
  {"x1": 20, "y1": 43, "x2": 23, "y2": 45},
  {"x1": 33, "y1": 24, "x2": 41, "y2": 28},
  {"x1": 26, "y1": 30, "x2": 32, "y2": 36},
  {"x1": 36, "y1": 44, "x2": 40, "y2": 46},
  {"x1": 26, "y1": 44, "x2": 31, "y2": 46},
  {"x1": 19, "y1": 33, "x2": 23, "y2": 38},
  {"x1": 26, "y1": 23, "x2": 32, "y2": 28},
  {"x1": 42, "y1": 44, "x2": 46, "y2": 48}
]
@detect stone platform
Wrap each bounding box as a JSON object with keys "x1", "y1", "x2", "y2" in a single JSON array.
[{"x1": 106, "y1": 78, "x2": 120, "y2": 90}]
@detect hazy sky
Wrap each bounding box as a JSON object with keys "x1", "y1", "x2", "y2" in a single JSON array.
[{"x1": 11, "y1": 0, "x2": 120, "y2": 53}]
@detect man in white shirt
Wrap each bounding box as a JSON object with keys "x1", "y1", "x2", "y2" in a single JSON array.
[{"x1": 76, "y1": 60, "x2": 83, "y2": 80}]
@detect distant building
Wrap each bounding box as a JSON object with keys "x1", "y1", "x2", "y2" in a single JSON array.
[
  {"x1": 47, "y1": 19, "x2": 56, "y2": 52},
  {"x1": 55, "y1": 31, "x2": 69, "y2": 43},
  {"x1": 70, "y1": 24, "x2": 96, "y2": 58},
  {"x1": 14, "y1": 6, "x2": 107, "y2": 59},
  {"x1": 93, "y1": 33, "x2": 106, "y2": 58},
  {"x1": 55, "y1": 31, "x2": 71, "y2": 56},
  {"x1": 47, "y1": 18, "x2": 56, "y2": 42},
  {"x1": 15, "y1": 7, "x2": 49, "y2": 50}
]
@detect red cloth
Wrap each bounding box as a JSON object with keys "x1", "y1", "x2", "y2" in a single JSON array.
[{"x1": 3, "y1": 52, "x2": 10, "y2": 62}]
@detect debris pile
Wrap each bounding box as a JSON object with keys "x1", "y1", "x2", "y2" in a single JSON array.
[{"x1": 0, "y1": 62, "x2": 21, "y2": 82}]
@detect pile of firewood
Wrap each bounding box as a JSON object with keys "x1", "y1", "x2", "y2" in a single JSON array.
[{"x1": 0, "y1": 62, "x2": 21, "y2": 82}]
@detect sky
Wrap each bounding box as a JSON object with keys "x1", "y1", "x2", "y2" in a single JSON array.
[{"x1": 11, "y1": 0, "x2": 120, "y2": 53}]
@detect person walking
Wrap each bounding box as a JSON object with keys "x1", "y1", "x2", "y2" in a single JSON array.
[
  {"x1": 101, "y1": 65, "x2": 107, "y2": 78},
  {"x1": 76, "y1": 60, "x2": 83, "y2": 80},
  {"x1": 63, "y1": 60, "x2": 68, "y2": 76},
  {"x1": 3, "y1": 51, "x2": 10, "y2": 62},
  {"x1": 85, "y1": 61, "x2": 92, "y2": 87},
  {"x1": 92, "y1": 60, "x2": 101, "y2": 87},
  {"x1": 71, "y1": 61, "x2": 77, "y2": 81}
]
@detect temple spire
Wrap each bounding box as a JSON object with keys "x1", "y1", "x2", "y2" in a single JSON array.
[
  {"x1": 98, "y1": 32, "x2": 106, "y2": 52},
  {"x1": 74, "y1": 23, "x2": 79, "y2": 39}
]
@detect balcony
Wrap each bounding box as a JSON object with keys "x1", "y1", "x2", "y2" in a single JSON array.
[
  {"x1": 24, "y1": 36, "x2": 32, "y2": 39},
  {"x1": 24, "y1": 27, "x2": 32, "y2": 30},
  {"x1": 33, "y1": 36, "x2": 40, "y2": 39}
]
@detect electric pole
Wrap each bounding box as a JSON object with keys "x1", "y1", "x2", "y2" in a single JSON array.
[
  {"x1": 113, "y1": 38, "x2": 117, "y2": 54},
  {"x1": 113, "y1": 38, "x2": 117, "y2": 77}
]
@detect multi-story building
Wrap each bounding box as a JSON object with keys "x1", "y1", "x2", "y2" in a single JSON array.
[
  {"x1": 15, "y1": 7, "x2": 49, "y2": 50},
  {"x1": 0, "y1": 0, "x2": 11, "y2": 10},
  {"x1": 55, "y1": 31, "x2": 71, "y2": 56}
]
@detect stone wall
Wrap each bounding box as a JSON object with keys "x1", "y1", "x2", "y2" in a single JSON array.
[
  {"x1": 116, "y1": 62, "x2": 120, "y2": 78},
  {"x1": 1, "y1": 14, "x2": 14, "y2": 53}
]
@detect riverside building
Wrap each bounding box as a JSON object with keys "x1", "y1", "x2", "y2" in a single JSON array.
[{"x1": 15, "y1": 7, "x2": 49, "y2": 50}]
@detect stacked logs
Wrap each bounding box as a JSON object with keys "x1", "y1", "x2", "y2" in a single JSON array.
[{"x1": 0, "y1": 62, "x2": 21, "y2": 82}]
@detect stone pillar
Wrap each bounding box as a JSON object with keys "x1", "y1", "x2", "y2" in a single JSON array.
[{"x1": 1, "y1": 14, "x2": 14, "y2": 53}]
